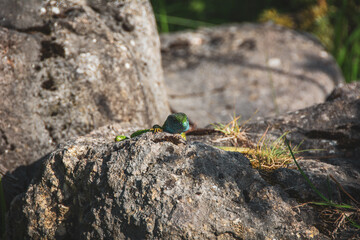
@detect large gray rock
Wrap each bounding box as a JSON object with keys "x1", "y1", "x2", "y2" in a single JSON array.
[
  {"x1": 0, "y1": 0, "x2": 169, "y2": 171},
  {"x1": 244, "y1": 83, "x2": 360, "y2": 239},
  {"x1": 5, "y1": 85, "x2": 360, "y2": 239},
  {"x1": 244, "y1": 83, "x2": 360, "y2": 164},
  {"x1": 161, "y1": 23, "x2": 344, "y2": 127},
  {"x1": 186, "y1": 83, "x2": 360, "y2": 204},
  {"x1": 7, "y1": 132, "x2": 323, "y2": 239}
]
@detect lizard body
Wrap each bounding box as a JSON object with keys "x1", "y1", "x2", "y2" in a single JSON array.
[{"x1": 115, "y1": 113, "x2": 189, "y2": 142}]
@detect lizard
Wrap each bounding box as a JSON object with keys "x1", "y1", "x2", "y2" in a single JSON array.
[{"x1": 115, "y1": 112, "x2": 190, "y2": 142}]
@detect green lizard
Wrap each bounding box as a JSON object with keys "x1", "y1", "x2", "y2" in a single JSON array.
[{"x1": 115, "y1": 113, "x2": 190, "y2": 142}]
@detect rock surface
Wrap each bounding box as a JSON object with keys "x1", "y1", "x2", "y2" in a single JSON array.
[
  {"x1": 186, "y1": 83, "x2": 360, "y2": 238},
  {"x1": 161, "y1": 23, "x2": 344, "y2": 127},
  {"x1": 0, "y1": 0, "x2": 169, "y2": 171},
  {"x1": 7, "y1": 132, "x2": 323, "y2": 239},
  {"x1": 247, "y1": 83, "x2": 360, "y2": 238},
  {"x1": 187, "y1": 83, "x2": 360, "y2": 199},
  {"x1": 245, "y1": 82, "x2": 360, "y2": 165},
  {"x1": 5, "y1": 84, "x2": 360, "y2": 239},
  {"x1": 1, "y1": 3, "x2": 359, "y2": 238}
]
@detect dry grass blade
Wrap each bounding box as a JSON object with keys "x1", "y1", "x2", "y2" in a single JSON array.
[
  {"x1": 213, "y1": 111, "x2": 261, "y2": 147},
  {"x1": 329, "y1": 174, "x2": 360, "y2": 207},
  {"x1": 213, "y1": 115, "x2": 248, "y2": 146},
  {"x1": 248, "y1": 130, "x2": 303, "y2": 170}
]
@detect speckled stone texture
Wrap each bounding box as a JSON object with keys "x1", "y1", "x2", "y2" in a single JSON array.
[
  {"x1": 241, "y1": 83, "x2": 360, "y2": 239},
  {"x1": 161, "y1": 23, "x2": 344, "y2": 127},
  {"x1": 5, "y1": 84, "x2": 359, "y2": 239},
  {"x1": 0, "y1": 0, "x2": 170, "y2": 171},
  {"x1": 245, "y1": 84, "x2": 360, "y2": 196},
  {"x1": 7, "y1": 132, "x2": 323, "y2": 239}
]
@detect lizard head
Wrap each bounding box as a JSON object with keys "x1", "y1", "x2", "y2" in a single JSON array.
[{"x1": 162, "y1": 113, "x2": 190, "y2": 134}]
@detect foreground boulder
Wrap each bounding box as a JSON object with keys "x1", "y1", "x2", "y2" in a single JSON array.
[
  {"x1": 7, "y1": 132, "x2": 322, "y2": 239},
  {"x1": 0, "y1": 0, "x2": 169, "y2": 171},
  {"x1": 161, "y1": 23, "x2": 344, "y2": 126},
  {"x1": 5, "y1": 84, "x2": 360, "y2": 239}
]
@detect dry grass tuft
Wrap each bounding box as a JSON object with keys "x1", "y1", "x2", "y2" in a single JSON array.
[{"x1": 213, "y1": 116, "x2": 303, "y2": 170}]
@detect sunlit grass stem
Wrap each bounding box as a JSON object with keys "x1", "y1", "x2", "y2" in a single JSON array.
[{"x1": 285, "y1": 138, "x2": 360, "y2": 229}]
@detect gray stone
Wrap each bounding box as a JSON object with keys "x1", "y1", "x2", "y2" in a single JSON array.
[
  {"x1": 326, "y1": 82, "x2": 360, "y2": 102},
  {"x1": 6, "y1": 84, "x2": 360, "y2": 239},
  {"x1": 161, "y1": 23, "x2": 344, "y2": 127},
  {"x1": 186, "y1": 83, "x2": 360, "y2": 206},
  {"x1": 245, "y1": 84, "x2": 360, "y2": 164},
  {"x1": 273, "y1": 160, "x2": 360, "y2": 204},
  {"x1": 0, "y1": 0, "x2": 43, "y2": 29},
  {"x1": 181, "y1": 83, "x2": 360, "y2": 239},
  {"x1": 0, "y1": 0, "x2": 169, "y2": 171},
  {"x1": 7, "y1": 132, "x2": 324, "y2": 239},
  {"x1": 241, "y1": 84, "x2": 360, "y2": 239}
]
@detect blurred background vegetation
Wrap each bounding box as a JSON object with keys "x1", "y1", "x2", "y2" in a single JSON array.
[{"x1": 150, "y1": 0, "x2": 360, "y2": 83}]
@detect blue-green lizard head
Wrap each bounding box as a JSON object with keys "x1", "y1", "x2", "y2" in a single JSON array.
[{"x1": 162, "y1": 112, "x2": 190, "y2": 134}]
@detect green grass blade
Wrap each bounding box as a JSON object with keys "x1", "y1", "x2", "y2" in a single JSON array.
[
  {"x1": 337, "y1": 47, "x2": 347, "y2": 66},
  {"x1": 309, "y1": 201, "x2": 355, "y2": 209},
  {"x1": 285, "y1": 139, "x2": 330, "y2": 203},
  {"x1": 286, "y1": 138, "x2": 359, "y2": 212},
  {"x1": 333, "y1": 0, "x2": 347, "y2": 55},
  {"x1": 351, "y1": 42, "x2": 360, "y2": 81},
  {"x1": 345, "y1": 215, "x2": 360, "y2": 229},
  {"x1": 158, "y1": 0, "x2": 169, "y2": 32},
  {"x1": 346, "y1": 27, "x2": 360, "y2": 44},
  {"x1": 352, "y1": 57, "x2": 359, "y2": 82}
]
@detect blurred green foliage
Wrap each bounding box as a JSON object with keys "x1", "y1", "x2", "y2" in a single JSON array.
[{"x1": 151, "y1": 0, "x2": 360, "y2": 82}]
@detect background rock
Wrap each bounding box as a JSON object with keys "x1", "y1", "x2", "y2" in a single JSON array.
[
  {"x1": 7, "y1": 132, "x2": 324, "y2": 239},
  {"x1": 161, "y1": 23, "x2": 344, "y2": 127},
  {"x1": 0, "y1": 0, "x2": 169, "y2": 171}
]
